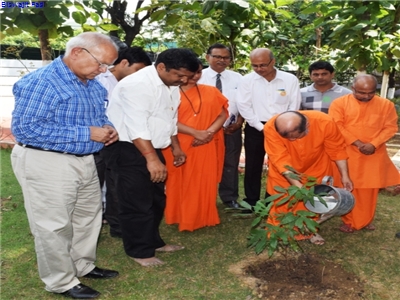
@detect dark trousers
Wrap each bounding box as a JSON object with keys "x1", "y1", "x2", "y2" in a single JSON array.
[
  {"x1": 243, "y1": 123, "x2": 266, "y2": 206},
  {"x1": 218, "y1": 129, "x2": 242, "y2": 203},
  {"x1": 100, "y1": 143, "x2": 121, "y2": 236},
  {"x1": 117, "y1": 142, "x2": 166, "y2": 258}
]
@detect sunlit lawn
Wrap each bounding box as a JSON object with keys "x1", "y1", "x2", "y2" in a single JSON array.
[{"x1": 1, "y1": 148, "x2": 400, "y2": 299}]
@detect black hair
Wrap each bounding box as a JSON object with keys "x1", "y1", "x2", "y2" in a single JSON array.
[
  {"x1": 114, "y1": 47, "x2": 152, "y2": 66},
  {"x1": 275, "y1": 111, "x2": 307, "y2": 138},
  {"x1": 155, "y1": 48, "x2": 199, "y2": 73},
  {"x1": 206, "y1": 43, "x2": 232, "y2": 57},
  {"x1": 308, "y1": 61, "x2": 334, "y2": 74}
]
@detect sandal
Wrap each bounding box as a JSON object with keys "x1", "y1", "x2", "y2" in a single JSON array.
[
  {"x1": 364, "y1": 223, "x2": 376, "y2": 231},
  {"x1": 309, "y1": 233, "x2": 325, "y2": 246},
  {"x1": 339, "y1": 223, "x2": 355, "y2": 233}
]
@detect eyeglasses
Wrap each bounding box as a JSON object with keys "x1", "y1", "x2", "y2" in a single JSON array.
[
  {"x1": 81, "y1": 48, "x2": 113, "y2": 70},
  {"x1": 353, "y1": 89, "x2": 376, "y2": 96},
  {"x1": 210, "y1": 55, "x2": 231, "y2": 61},
  {"x1": 251, "y1": 59, "x2": 273, "y2": 69}
]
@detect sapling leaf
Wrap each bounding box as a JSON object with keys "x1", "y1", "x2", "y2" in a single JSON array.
[
  {"x1": 274, "y1": 186, "x2": 287, "y2": 193},
  {"x1": 276, "y1": 195, "x2": 291, "y2": 206},
  {"x1": 265, "y1": 193, "x2": 285, "y2": 202},
  {"x1": 239, "y1": 201, "x2": 252, "y2": 209},
  {"x1": 251, "y1": 216, "x2": 262, "y2": 227}
]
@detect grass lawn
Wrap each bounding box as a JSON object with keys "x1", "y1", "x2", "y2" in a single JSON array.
[{"x1": 1, "y1": 148, "x2": 400, "y2": 299}]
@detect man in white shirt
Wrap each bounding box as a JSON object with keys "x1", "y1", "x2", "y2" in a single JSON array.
[
  {"x1": 107, "y1": 48, "x2": 199, "y2": 267},
  {"x1": 96, "y1": 46, "x2": 152, "y2": 239},
  {"x1": 198, "y1": 43, "x2": 243, "y2": 209},
  {"x1": 236, "y1": 48, "x2": 301, "y2": 211},
  {"x1": 300, "y1": 61, "x2": 351, "y2": 113}
]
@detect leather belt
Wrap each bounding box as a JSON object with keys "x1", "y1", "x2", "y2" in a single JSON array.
[{"x1": 17, "y1": 143, "x2": 93, "y2": 157}]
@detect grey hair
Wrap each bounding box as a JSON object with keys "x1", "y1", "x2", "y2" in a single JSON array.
[{"x1": 65, "y1": 32, "x2": 119, "y2": 56}]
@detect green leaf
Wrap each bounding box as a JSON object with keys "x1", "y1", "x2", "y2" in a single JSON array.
[
  {"x1": 82, "y1": 24, "x2": 96, "y2": 32},
  {"x1": 251, "y1": 216, "x2": 262, "y2": 227},
  {"x1": 276, "y1": 195, "x2": 291, "y2": 206},
  {"x1": 43, "y1": 8, "x2": 65, "y2": 25},
  {"x1": 166, "y1": 14, "x2": 181, "y2": 26},
  {"x1": 151, "y1": 10, "x2": 166, "y2": 22},
  {"x1": 74, "y1": 1, "x2": 85, "y2": 11},
  {"x1": 57, "y1": 26, "x2": 74, "y2": 37},
  {"x1": 5, "y1": 26, "x2": 23, "y2": 35},
  {"x1": 90, "y1": 12, "x2": 99, "y2": 23},
  {"x1": 99, "y1": 23, "x2": 119, "y2": 32},
  {"x1": 274, "y1": 186, "x2": 287, "y2": 193},
  {"x1": 265, "y1": 193, "x2": 284, "y2": 202},
  {"x1": 72, "y1": 11, "x2": 86, "y2": 25}
]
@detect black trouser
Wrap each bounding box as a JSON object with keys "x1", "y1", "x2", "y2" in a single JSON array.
[
  {"x1": 100, "y1": 143, "x2": 121, "y2": 236},
  {"x1": 94, "y1": 144, "x2": 121, "y2": 236},
  {"x1": 116, "y1": 142, "x2": 166, "y2": 258},
  {"x1": 243, "y1": 123, "x2": 266, "y2": 206},
  {"x1": 218, "y1": 129, "x2": 242, "y2": 203}
]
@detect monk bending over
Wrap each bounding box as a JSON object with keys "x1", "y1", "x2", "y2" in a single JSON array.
[{"x1": 264, "y1": 111, "x2": 353, "y2": 245}]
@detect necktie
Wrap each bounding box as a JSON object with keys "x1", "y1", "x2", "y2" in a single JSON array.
[{"x1": 216, "y1": 73, "x2": 222, "y2": 92}]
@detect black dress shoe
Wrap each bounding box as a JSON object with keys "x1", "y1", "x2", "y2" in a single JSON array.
[
  {"x1": 83, "y1": 267, "x2": 119, "y2": 279},
  {"x1": 61, "y1": 284, "x2": 100, "y2": 299},
  {"x1": 224, "y1": 200, "x2": 240, "y2": 209}
]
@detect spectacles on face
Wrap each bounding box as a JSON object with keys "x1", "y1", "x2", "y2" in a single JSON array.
[
  {"x1": 352, "y1": 89, "x2": 376, "y2": 96},
  {"x1": 251, "y1": 59, "x2": 273, "y2": 69},
  {"x1": 210, "y1": 55, "x2": 231, "y2": 61},
  {"x1": 82, "y1": 48, "x2": 113, "y2": 70}
]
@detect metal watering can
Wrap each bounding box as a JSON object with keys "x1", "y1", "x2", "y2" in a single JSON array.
[{"x1": 305, "y1": 176, "x2": 355, "y2": 223}]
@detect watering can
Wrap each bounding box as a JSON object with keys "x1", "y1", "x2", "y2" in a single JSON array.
[{"x1": 305, "y1": 176, "x2": 355, "y2": 223}]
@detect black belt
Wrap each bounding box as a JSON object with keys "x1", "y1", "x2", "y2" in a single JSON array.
[{"x1": 17, "y1": 143, "x2": 93, "y2": 157}]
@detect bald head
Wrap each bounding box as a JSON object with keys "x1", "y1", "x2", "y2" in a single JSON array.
[
  {"x1": 250, "y1": 48, "x2": 274, "y2": 60},
  {"x1": 275, "y1": 111, "x2": 308, "y2": 140},
  {"x1": 352, "y1": 74, "x2": 377, "y2": 102}
]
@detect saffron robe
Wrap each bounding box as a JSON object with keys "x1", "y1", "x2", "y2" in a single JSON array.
[
  {"x1": 329, "y1": 94, "x2": 399, "y2": 229},
  {"x1": 163, "y1": 84, "x2": 228, "y2": 231},
  {"x1": 265, "y1": 111, "x2": 349, "y2": 238}
]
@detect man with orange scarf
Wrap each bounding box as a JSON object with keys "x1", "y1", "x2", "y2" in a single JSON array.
[{"x1": 329, "y1": 74, "x2": 400, "y2": 233}]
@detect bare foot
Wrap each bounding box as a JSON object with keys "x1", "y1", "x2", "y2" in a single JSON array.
[
  {"x1": 309, "y1": 233, "x2": 325, "y2": 246},
  {"x1": 156, "y1": 244, "x2": 185, "y2": 252},
  {"x1": 132, "y1": 257, "x2": 165, "y2": 267}
]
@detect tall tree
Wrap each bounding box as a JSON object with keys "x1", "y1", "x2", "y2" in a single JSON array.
[
  {"x1": 302, "y1": 0, "x2": 400, "y2": 97},
  {"x1": 1, "y1": 1, "x2": 74, "y2": 61}
]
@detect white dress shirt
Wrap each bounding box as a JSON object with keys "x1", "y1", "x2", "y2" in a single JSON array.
[
  {"x1": 96, "y1": 70, "x2": 118, "y2": 99},
  {"x1": 107, "y1": 66, "x2": 180, "y2": 148},
  {"x1": 198, "y1": 67, "x2": 242, "y2": 116},
  {"x1": 236, "y1": 68, "x2": 301, "y2": 131}
]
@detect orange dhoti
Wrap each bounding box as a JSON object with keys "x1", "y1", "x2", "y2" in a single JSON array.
[{"x1": 341, "y1": 188, "x2": 379, "y2": 230}]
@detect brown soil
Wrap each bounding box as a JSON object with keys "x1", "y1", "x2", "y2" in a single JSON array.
[{"x1": 230, "y1": 252, "x2": 365, "y2": 300}]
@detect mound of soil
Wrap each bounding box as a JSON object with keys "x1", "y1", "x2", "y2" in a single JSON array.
[{"x1": 231, "y1": 253, "x2": 364, "y2": 299}]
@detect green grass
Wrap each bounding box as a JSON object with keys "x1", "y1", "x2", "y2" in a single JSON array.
[{"x1": 1, "y1": 147, "x2": 400, "y2": 299}]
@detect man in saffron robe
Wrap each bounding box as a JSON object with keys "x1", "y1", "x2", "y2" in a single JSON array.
[
  {"x1": 265, "y1": 111, "x2": 353, "y2": 244},
  {"x1": 163, "y1": 62, "x2": 228, "y2": 231},
  {"x1": 329, "y1": 74, "x2": 400, "y2": 233}
]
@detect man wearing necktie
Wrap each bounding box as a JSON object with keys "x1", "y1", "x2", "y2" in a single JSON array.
[{"x1": 198, "y1": 43, "x2": 244, "y2": 209}]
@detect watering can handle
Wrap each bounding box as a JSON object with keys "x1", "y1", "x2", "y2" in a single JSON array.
[{"x1": 322, "y1": 176, "x2": 334, "y2": 186}]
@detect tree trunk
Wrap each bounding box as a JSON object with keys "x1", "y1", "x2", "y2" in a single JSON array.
[
  {"x1": 380, "y1": 70, "x2": 389, "y2": 99},
  {"x1": 38, "y1": 29, "x2": 52, "y2": 65}
]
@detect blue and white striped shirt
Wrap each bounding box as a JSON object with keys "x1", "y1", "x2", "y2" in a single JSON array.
[{"x1": 12, "y1": 56, "x2": 113, "y2": 155}]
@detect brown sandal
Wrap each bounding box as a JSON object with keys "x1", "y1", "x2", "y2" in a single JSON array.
[{"x1": 339, "y1": 223, "x2": 355, "y2": 233}]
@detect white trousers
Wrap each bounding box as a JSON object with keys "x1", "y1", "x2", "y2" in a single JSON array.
[{"x1": 11, "y1": 145, "x2": 102, "y2": 293}]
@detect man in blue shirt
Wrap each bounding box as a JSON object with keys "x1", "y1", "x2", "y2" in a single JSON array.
[{"x1": 11, "y1": 32, "x2": 120, "y2": 299}]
